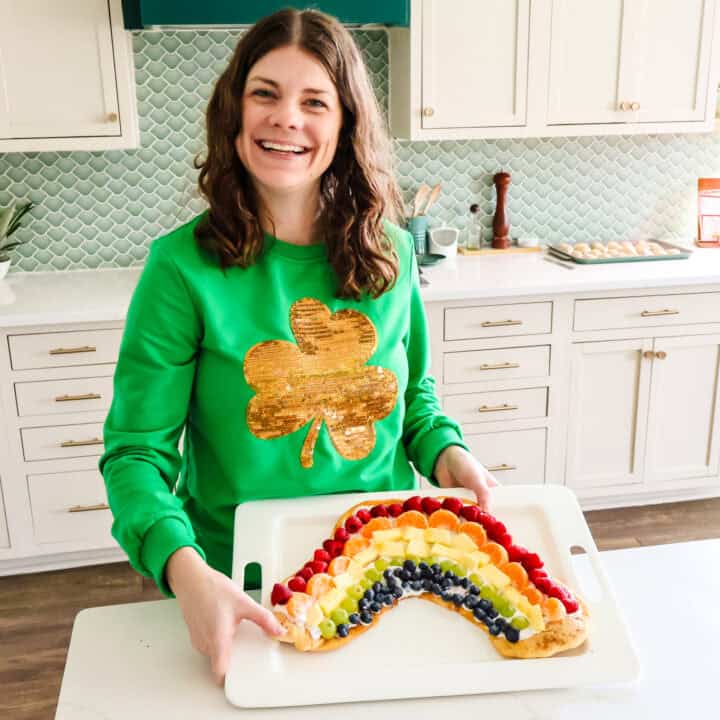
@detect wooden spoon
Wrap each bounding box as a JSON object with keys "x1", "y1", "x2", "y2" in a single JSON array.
[
  {"x1": 412, "y1": 184, "x2": 431, "y2": 217},
  {"x1": 422, "y1": 183, "x2": 442, "y2": 215}
]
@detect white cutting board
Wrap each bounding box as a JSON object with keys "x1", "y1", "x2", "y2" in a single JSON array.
[{"x1": 225, "y1": 485, "x2": 639, "y2": 708}]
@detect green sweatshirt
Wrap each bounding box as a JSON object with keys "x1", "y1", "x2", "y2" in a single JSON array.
[{"x1": 99, "y1": 214, "x2": 468, "y2": 594}]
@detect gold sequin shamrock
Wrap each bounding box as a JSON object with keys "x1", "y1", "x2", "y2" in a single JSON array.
[{"x1": 244, "y1": 298, "x2": 398, "y2": 468}]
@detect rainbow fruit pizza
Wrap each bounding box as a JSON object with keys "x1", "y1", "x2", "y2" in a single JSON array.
[{"x1": 270, "y1": 496, "x2": 589, "y2": 658}]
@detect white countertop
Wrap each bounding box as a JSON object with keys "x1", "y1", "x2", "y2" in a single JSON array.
[
  {"x1": 2, "y1": 247, "x2": 720, "y2": 327},
  {"x1": 54, "y1": 539, "x2": 720, "y2": 719}
]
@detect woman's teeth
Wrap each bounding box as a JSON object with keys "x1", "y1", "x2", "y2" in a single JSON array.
[{"x1": 258, "y1": 140, "x2": 308, "y2": 154}]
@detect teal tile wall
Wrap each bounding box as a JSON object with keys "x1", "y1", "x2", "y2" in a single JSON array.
[{"x1": 1, "y1": 29, "x2": 720, "y2": 272}]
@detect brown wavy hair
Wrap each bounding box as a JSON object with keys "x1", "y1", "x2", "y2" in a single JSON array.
[{"x1": 194, "y1": 8, "x2": 405, "y2": 300}]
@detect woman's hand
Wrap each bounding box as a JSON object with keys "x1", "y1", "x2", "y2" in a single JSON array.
[
  {"x1": 433, "y1": 445, "x2": 499, "y2": 510},
  {"x1": 166, "y1": 547, "x2": 285, "y2": 685}
]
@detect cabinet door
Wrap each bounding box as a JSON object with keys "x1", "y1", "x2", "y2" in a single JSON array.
[
  {"x1": 644, "y1": 335, "x2": 720, "y2": 484},
  {"x1": 0, "y1": 0, "x2": 120, "y2": 139},
  {"x1": 566, "y1": 339, "x2": 652, "y2": 489},
  {"x1": 0, "y1": 478, "x2": 8, "y2": 549},
  {"x1": 625, "y1": 0, "x2": 714, "y2": 123},
  {"x1": 421, "y1": 0, "x2": 529, "y2": 128},
  {"x1": 546, "y1": 0, "x2": 631, "y2": 124}
]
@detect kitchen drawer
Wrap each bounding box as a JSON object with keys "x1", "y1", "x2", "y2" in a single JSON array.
[
  {"x1": 8, "y1": 328, "x2": 122, "y2": 370},
  {"x1": 443, "y1": 345, "x2": 550, "y2": 384},
  {"x1": 21, "y1": 422, "x2": 105, "y2": 462},
  {"x1": 27, "y1": 469, "x2": 114, "y2": 546},
  {"x1": 573, "y1": 292, "x2": 720, "y2": 332},
  {"x1": 464, "y1": 428, "x2": 546, "y2": 485},
  {"x1": 444, "y1": 302, "x2": 552, "y2": 341},
  {"x1": 15, "y1": 376, "x2": 114, "y2": 417},
  {"x1": 443, "y1": 387, "x2": 548, "y2": 424}
]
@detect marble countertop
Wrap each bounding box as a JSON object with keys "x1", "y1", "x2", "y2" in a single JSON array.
[{"x1": 2, "y1": 246, "x2": 720, "y2": 327}]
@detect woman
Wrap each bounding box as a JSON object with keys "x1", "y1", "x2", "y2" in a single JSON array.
[{"x1": 100, "y1": 8, "x2": 497, "y2": 684}]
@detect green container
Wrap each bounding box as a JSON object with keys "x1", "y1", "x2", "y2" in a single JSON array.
[{"x1": 407, "y1": 216, "x2": 428, "y2": 256}]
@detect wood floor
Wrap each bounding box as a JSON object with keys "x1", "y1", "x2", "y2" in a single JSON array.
[{"x1": 2, "y1": 497, "x2": 720, "y2": 720}]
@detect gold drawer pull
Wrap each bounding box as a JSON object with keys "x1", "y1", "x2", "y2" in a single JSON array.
[
  {"x1": 49, "y1": 345, "x2": 97, "y2": 355},
  {"x1": 640, "y1": 309, "x2": 679, "y2": 317},
  {"x1": 478, "y1": 403, "x2": 519, "y2": 413},
  {"x1": 487, "y1": 463, "x2": 517, "y2": 472},
  {"x1": 479, "y1": 362, "x2": 520, "y2": 371},
  {"x1": 642, "y1": 350, "x2": 655, "y2": 359},
  {"x1": 480, "y1": 319, "x2": 523, "y2": 327},
  {"x1": 67, "y1": 503, "x2": 110, "y2": 513},
  {"x1": 60, "y1": 437, "x2": 104, "y2": 448},
  {"x1": 55, "y1": 393, "x2": 102, "y2": 402}
]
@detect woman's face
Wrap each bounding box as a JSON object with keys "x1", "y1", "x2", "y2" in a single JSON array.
[{"x1": 236, "y1": 45, "x2": 343, "y2": 195}]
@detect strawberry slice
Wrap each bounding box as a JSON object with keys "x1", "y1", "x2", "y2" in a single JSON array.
[
  {"x1": 421, "y1": 497, "x2": 442, "y2": 515},
  {"x1": 460, "y1": 504, "x2": 481, "y2": 522},
  {"x1": 370, "y1": 504, "x2": 389, "y2": 518},
  {"x1": 334, "y1": 527, "x2": 350, "y2": 543},
  {"x1": 271, "y1": 583, "x2": 292, "y2": 606},
  {"x1": 387, "y1": 503, "x2": 404, "y2": 517},
  {"x1": 314, "y1": 549, "x2": 331, "y2": 563},
  {"x1": 288, "y1": 576, "x2": 307, "y2": 593},
  {"x1": 441, "y1": 497, "x2": 464, "y2": 515},
  {"x1": 403, "y1": 495, "x2": 423, "y2": 512},
  {"x1": 356, "y1": 509, "x2": 372, "y2": 524}
]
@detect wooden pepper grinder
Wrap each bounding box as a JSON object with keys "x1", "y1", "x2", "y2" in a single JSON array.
[{"x1": 492, "y1": 171, "x2": 511, "y2": 249}]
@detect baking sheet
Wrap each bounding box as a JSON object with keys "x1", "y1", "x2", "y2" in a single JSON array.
[
  {"x1": 548, "y1": 238, "x2": 692, "y2": 264},
  {"x1": 225, "y1": 486, "x2": 639, "y2": 708}
]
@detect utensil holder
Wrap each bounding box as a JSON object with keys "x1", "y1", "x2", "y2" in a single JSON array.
[{"x1": 407, "y1": 216, "x2": 428, "y2": 255}]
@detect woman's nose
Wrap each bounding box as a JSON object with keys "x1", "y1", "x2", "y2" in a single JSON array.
[{"x1": 268, "y1": 99, "x2": 302, "y2": 129}]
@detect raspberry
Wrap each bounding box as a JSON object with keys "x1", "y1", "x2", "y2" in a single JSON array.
[
  {"x1": 271, "y1": 583, "x2": 292, "y2": 605},
  {"x1": 356, "y1": 509, "x2": 372, "y2": 524},
  {"x1": 495, "y1": 531, "x2": 513, "y2": 549},
  {"x1": 460, "y1": 505, "x2": 480, "y2": 522},
  {"x1": 387, "y1": 503, "x2": 404, "y2": 517},
  {"x1": 298, "y1": 566, "x2": 314, "y2": 581},
  {"x1": 476, "y1": 511, "x2": 496, "y2": 529},
  {"x1": 534, "y1": 576, "x2": 554, "y2": 594},
  {"x1": 441, "y1": 497, "x2": 464, "y2": 515},
  {"x1": 508, "y1": 545, "x2": 527, "y2": 562},
  {"x1": 370, "y1": 504, "x2": 389, "y2": 518},
  {"x1": 314, "y1": 549, "x2": 331, "y2": 563},
  {"x1": 528, "y1": 568, "x2": 547, "y2": 583},
  {"x1": 421, "y1": 497, "x2": 442, "y2": 515},
  {"x1": 325, "y1": 540, "x2": 344, "y2": 558},
  {"x1": 561, "y1": 597, "x2": 580, "y2": 614},
  {"x1": 287, "y1": 576, "x2": 307, "y2": 593},
  {"x1": 306, "y1": 560, "x2": 327, "y2": 574},
  {"x1": 522, "y1": 552, "x2": 544, "y2": 570},
  {"x1": 487, "y1": 520, "x2": 507, "y2": 541},
  {"x1": 403, "y1": 495, "x2": 423, "y2": 512},
  {"x1": 344, "y1": 515, "x2": 363, "y2": 533},
  {"x1": 333, "y1": 527, "x2": 350, "y2": 543}
]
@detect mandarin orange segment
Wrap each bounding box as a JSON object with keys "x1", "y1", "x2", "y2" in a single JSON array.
[
  {"x1": 428, "y1": 509, "x2": 461, "y2": 531},
  {"x1": 343, "y1": 535, "x2": 370, "y2": 556},
  {"x1": 306, "y1": 572, "x2": 334, "y2": 599},
  {"x1": 361, "y1": 516, "x2": 393, "y2": 538},
  {"x1": 481, "y1": 541, "x2": 509, "y2": 566},
  {"x1": 327, "y1": 555, "x2": 350, "y2": 576},
  {"x1": 287, "y1": 592, "x2": 313, "y2": 618},
  {"x1": 521, "y1": 585, "x2": 544, "y2": 606},
  {"x1": 501, "y1": 561, "x2": 529, "y2": 589},
  {"x1": 396, "y1": 510, "x2": 429, "y2": 529},
  {"x1": 458, "y1": 521, "x2": 487, "y2": 548},
  {"x1": 543, "y1": 596, "x2": 567, "y2": 622}
]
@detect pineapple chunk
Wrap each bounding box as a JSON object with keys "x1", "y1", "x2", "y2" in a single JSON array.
[
  {"x1": 503, "y1": 587, "x2": 534, "y2": 617},
  {"x1": 346, "y1": 558, "x2": 365, "y2": 580},
  {"x1": 451, "y1": 533, "x2": 479, "y2": 553},
  {"x1": 353, "y1": 546, "x2": 378, "y2": 566},
  {"x1": 332, "y1": 573, "x2": 353, "y2": 592},
  {"x1": 406, "y1": 538, "x2": 430, "y2": 558},
  {"x1": 425, "y1": 528, "x2": 452, "y2": 545},
  {"x1": 459, "y1": 550, "x2": 490, "y2": 572},
  {"x1": 373, "y1": 528, "x2": 403, "y2": 543},
  {"x1": 430, "y1": 543, "x2": 465, "y2": 561},
  {"x1": 377, "y1": 541, "x2": 406, "y2": 557},
  {"x1": 402, "y1": 526, "x2": 426, "y2": 541},
  {"x1": 527, "y1": 604, "x2": 545, "y2": 632},
  {"x1": 476, "y1": 565, "x2": 511, "y2": 588},
  {"x1": 318, "y1": 588, "x2": 344, "y2": 615},
  {"x1": 305, "y1": 603, "x2": 323, "y2": 627}
]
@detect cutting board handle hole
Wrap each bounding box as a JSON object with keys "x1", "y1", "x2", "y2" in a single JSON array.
[
  {"x1": 568, "y1": 544, "x2": 603, "y2": 603},
  {"x1": 242, "y1": 561, "x2": 262, "y2": 601}
]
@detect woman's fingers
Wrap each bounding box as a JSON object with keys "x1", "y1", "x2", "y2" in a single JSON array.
[
  {"x1": 210, "y1": 614, "x2": 237, "y2": 686},
  {"x1": 240, "y1": 595, "x2": 286, "y2": 637}
]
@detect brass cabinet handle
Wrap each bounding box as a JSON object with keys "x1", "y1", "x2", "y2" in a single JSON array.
[
  {"x1": 107, "y1": 112, "x2": 119, "y2": 122},
  {"x1": 49, "y1": 345, "x2": 97, "y2": 355},
  {"x1": 631, "y1": 101, "x2": 640, "y2": 111},
  {"x1": 480, "y1": 319, "x2": 523, "y2": 327},
  {"x1": 641, "y1": 309, "x2": 679, "y2": 317},
  {"x1": 60, "y1": 438, "x2": 104, "y2": 448},
  {"x1": 478, "y1": 403, "x2": 519, "y2": 413},
  {"x1": 67, "y1": 503, "x2": 110, "y2": 513},
  {"x1": 486, "y1": 463, "x2": 517, "y2": 472},
  {"x1": 54, "y1": 393, "x2": 102, "y2": 402},
  {"x1": 642, "y1": 350, "x2": 655, "y2": 359},
  {"x1": 655, "y1": 350, "x2": 667, "y2": 359},
  {"x1": 479, "y1": 362, "x2": 520, "y2": 370},
  {"x1": 619, "y1": 101, "x2": 630, "y2": 111},
  {"x1": 422, "y1": 107, "x2": 435, "y2": 117}
]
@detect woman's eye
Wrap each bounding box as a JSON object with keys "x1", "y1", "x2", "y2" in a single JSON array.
[
  {"x1": 306, "y1": 99, "x2": 327, "y2": 109},
  {"x1": 252, "y1": 89, "x2": 274, "y2": 98}
]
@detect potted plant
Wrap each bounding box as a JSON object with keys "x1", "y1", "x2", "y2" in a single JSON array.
[{"x1": 0, "y1": 201, "x2": 34, "y2": 280}]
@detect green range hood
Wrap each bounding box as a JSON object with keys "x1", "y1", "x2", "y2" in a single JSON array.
[{"x1": 122, "y1": 1, "x2": 410, "y2": 28}]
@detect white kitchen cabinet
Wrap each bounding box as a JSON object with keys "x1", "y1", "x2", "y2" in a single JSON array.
[
  {"x1": 0, "y1": 479, "x2": 9, "y2": 549},
  {"x1": 0, "y1": 0, "x2": 138, "y2": 152},
  {"x1": 547, "y1": 0, "x2": 714, "y2": 126}
]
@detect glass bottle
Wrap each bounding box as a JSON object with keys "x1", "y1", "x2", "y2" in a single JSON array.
[{"x1": 463, "y1": 203, "x2": 483, "y2": 250}]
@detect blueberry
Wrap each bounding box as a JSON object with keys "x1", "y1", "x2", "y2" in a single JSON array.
[
  {"x1": 383, "y1": 569, "x2": 394, "y2": 581},
  {"x1": 419, "y1": 562, "x2": 431, "y2": 577},
  {"x1": 337, "y1": 623, "x2": 350, "y2": 638},
  {"x1": 370, "y1": 602, "x2": 382, "y2": 613},
  {"x1": 452, "y1": 595, "x2": 464, "y2": 607},
  {"x1": 403, "y1": 560, "x2": 416, "y2": 572},
  {"x1": 440, "y1": 577, "x2": 452, "y2": 590},
  {"x1": 488, "y1": 623, "x2": 501, "y2": 636},
  {"x1": 431, "y1": 563, "x2": 442, "y2": 576},
  {"x1": 464, "y1": 596, "x2": 478, "y2": 609},
  {"x1": 473, "y1": 607, "x2": 487, "y2": 623},
  {"x1": 478, "y1": 599, "x2": 492, "y2": 612},
  {"x1": 392, "y1": 586, "x2": 404, "y2": 598},
  {"x1": 393, "y1": 566, "x2": 404, "y2": 577},
  {"x1": 363, "y1": 589, "x2": 375, "y2": 602},
  {"x1": 410, "y1": 580, "x2": 424, "y2": 592},
  {"x1": 374, "y1": 581, "x2": 384, "y2": 593},
  {"x1": 383, "y1": 594, "x2": 394, "y2": 606},
  {"x1": 485, "y1": 606, "x2": 498, "y2": 619},
  {"x1": 444, "y1": 570, "x2": 456, "y2": 581},
  {"x1": 458, "y1": 577, "x2": 469, "y2": 589},
  {"x1": 504, "y1": 626, "x2": 520, "y2": 643},
  {"x1": 431, "y1": 582, "x2": 442, "y2": 595},
  {"x1": 348, "y1": 613, "x2": 361, "y2": 626},
  {"x1": 441, "y1": 591, "x2": 454, "y2": 602},
  {"x1": 468, "y1": 584, "x2": 480, "y2": 595},
  {"x1": 422, "y1": 579, "x2": 433, "y2": 591},
  {"x1": 358, "y1": 598, "x2": 369, "y2": 611},
  {"x1": 396, "y1": 570, "x2": 408, "y2": 582},
  {"x1": 360, "y1": 611, "x2": 373, "y2": 624}
]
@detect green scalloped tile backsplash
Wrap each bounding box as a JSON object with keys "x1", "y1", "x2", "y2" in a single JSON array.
[{"x1": 1, "y1": 29, "x2": 720, "y2": 273}]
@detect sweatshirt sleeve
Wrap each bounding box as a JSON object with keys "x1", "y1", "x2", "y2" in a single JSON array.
[
  {"x1": 401, "y1": 236, "x2": 469, "y2": 483},
  {"x1": 99, "y1": 241, "x2": 206, "y2": 595}
]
